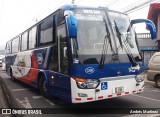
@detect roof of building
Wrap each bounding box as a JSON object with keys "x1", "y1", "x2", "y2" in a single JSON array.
[{"x1": 147, "y1": 3, "x2": 160, "y2": 28}]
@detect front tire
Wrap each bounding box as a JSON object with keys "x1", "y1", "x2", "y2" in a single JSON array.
[
  {"x1": 39, "y1": 76, "x2": 51, "y2": 98},
  {"x1": 155, "y1": 76, "x2": 160, "y2": 88}
]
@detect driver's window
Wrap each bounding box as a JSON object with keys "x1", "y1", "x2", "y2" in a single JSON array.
[{"x1": 57, "y1": 24, "x2": 68, "y2": 74}]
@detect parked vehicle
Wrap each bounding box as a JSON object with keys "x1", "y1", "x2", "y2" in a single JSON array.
[
  {"x1": 0, "y1": 50, "x2": 5, "y2": 67},
  {"x1": 2, "y1": 56, "x2": 6, "y2": 70},
  {"x1": 147, "y1": 52, "x2": 160, "y2": 87},
  {"x1": 0, "y1": 55, "x2": 2, "y2": 67}
]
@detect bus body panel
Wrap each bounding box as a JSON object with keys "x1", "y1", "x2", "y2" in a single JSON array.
[
  {"x1": 6, "y1": 46, "x2": 72, "y2": 102},
  {"x1": 71, "y1": 75, "x2": 144, "y2": 103},
  {"x1": 46, "y1": 71, "x2": 72, "y2": 102},
  {"x1": 4, "y1": 4, "x2": 151, "y2": 103},
  {"x1": 71, "y1": 63, "x2": 145, "y2": 79}
]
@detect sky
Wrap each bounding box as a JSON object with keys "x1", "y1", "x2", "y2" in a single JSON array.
[{"x1": 0, "y1": 0, "x2": 157, "y2": 50}]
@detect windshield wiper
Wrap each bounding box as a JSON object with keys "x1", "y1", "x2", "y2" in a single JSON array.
[
  {"x1": 99, "y1": 18, "x2": 114, "y2": 69},
  {"x1": 99, "y1": 35, "x2": 108, "y2": 69},
  {"x1": 114, "y1": 20, "x2": 137, "y2": 67}
]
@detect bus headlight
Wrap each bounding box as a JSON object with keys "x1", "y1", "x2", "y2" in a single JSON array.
[
  {"x1": 72, "y1": 77, "x2": 99, "y2": 89},
  {"x1": 135, "y1": 73, "x2": 145, "y2": 83}
]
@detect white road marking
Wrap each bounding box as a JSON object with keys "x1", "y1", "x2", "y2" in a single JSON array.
[
  {"x1": 32, "y1": 96, "x2": 43, "y2": 99},
  {"x1": 43, "y1": 98, "x2": 55, "y2": 106},
  {"x1": 144, "y1": 89, "x2": 160, "y2": 93},
  {"x1": 132, "y1": 94, "x2": 160, "y2": 102},
  {"x1": 16, "y1": 97, "x2": 32, "y2": 108},
  {"x1": 32, "y1": 96, "x2": 55, "y2": 106},
  {"x1": 12, "y1": 88, "x2": 29, "y2": 92}
]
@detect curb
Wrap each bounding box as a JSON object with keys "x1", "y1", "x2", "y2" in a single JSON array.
[{"x1": 0, "y1": 76, "x2": 24, "y2": 117}]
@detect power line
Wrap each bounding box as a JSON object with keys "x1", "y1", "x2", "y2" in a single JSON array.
[
  {"x1": 106, "y1": 0, "x2": 121, "y2": 6},
  {"x1": 123, "y1": 0, "x2": 159, "y2": 14},
  {"x1": 16, "y1": 0, "x2": 67, "y2": 35},
  {"x1": 122, "y1": 0, "x2": 146, "y2": 11},
  {"x1": 35, "y1": 0, "x2": 66, "y2": 20}
]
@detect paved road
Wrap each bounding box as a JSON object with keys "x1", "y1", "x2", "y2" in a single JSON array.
[{"x1": 0, "y1": 69, "x2": 160, "y2": 117}]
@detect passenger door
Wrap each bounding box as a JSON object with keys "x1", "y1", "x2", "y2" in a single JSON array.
[
  {"x1": 57, "y1": 23, "x2": 68, "y2": 74},
  {"x1": 54, "y1": 23, "x2": 70, "y2": 98}
]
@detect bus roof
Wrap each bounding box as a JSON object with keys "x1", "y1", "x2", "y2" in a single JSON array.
[{"x1": 59, "y1": 4, "x2": 108, "y2": 10}]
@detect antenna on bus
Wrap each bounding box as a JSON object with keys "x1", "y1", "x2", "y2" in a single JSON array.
[{"x1": 72, "y1": 0, "x2": 75, "y2": 4}]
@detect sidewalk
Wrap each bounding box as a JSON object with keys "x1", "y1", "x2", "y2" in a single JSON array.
[{"x1": 0, "y1": 77, "x2": 12, "y2": 117}]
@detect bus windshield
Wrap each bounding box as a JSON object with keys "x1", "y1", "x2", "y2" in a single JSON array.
[
  {"x1": 71, "y1": 9, "x2": 141, "y2": 64},
  {"x1": 72, "y1": 9, "x2": 113, "y2": 64},
  {"x1": 108, "y1": 11, "x2": 141, "y2": 63}
]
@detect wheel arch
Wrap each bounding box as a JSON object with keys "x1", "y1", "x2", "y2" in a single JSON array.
[
  {"x1": 154, "y1": 74, "x2": 160, "y2": 81},
  {"x1": 37, "y1": 71, "x2": 49, "y2": 87}
]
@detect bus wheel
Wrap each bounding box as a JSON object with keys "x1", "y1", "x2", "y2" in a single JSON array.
[
  {"x1": 39, "y1": 76, "x2": 51, "y2": 98},
  {"x1": 155, "y1": 76, "x2": 160, "y2": 88},
  {"x1": 10, "y1": 69, "x2": 15, "y2": 81}
]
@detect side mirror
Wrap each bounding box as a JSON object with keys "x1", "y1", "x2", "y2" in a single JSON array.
[
  {"x1": 131, "y1": 19, "x2": 157, "y2": 39},
  {"x1": 64, "y1": 10, "x2": 77, "y2": 38}
]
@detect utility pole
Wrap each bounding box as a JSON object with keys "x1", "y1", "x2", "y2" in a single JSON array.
[{"x1": 72, "y1": 0, "x2": 75, "y2": 4}]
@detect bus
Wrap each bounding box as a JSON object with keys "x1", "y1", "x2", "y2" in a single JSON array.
[{"x1": 5, "y1": 4, "x2": 156, "y2": 103}]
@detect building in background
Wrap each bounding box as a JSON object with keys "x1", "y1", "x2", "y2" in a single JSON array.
[
  {"x1": 137, "y1": 33, "x2": 158, "y2": 65},
  {"x1": 147, "y1": 3, "x2": 160, "y2": 51}
]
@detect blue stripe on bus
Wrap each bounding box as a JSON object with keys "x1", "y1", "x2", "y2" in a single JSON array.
[{"x1": 70, "y1": 63, "x2": 145, "y2": 79}]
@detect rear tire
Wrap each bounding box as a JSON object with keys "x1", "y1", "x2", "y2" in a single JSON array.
[
  {"x1": 155, "y1": 76, "x2": 160, "y2": 88},
  {"x1": 10, "y1": 69, "x2": 15, "y2": 81},
  {"x1": 39, "y1": 76, "x2": 51, "y2": 98}
]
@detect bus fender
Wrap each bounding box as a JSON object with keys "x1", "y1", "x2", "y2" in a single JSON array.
[{"x1": 38, "y1": 70, "x2": 49, "y2": 86}]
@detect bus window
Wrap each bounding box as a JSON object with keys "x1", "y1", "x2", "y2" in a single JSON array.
[
  {"x1": 29, "y1": 26, "x2": 37, "y2": 49},
  {"x1": 6, "y1": 41, "x2": 11, "y2": 54},
  {"x1": 57, "y1": 23, "x2": 68, "y2": 74},
  {"x1": 40, "y1": 16, "x2": 53, "y2": 46},
  {"x1": 21, "y1": 31, "x2": 28, "y2": 51},
  {"x1": 12, "y1": 37, "x2": 19, "y2": 53}
]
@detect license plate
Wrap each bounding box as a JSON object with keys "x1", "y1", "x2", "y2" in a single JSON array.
[{"x1": 115, "y1": 87, "x2": 124, "y2": 93}]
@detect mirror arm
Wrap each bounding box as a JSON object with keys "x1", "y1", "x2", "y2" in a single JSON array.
[{"x1": 131, "y1": 19, "x2": 157, "y2": 39}]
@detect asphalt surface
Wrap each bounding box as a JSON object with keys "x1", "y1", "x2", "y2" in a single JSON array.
[
  {"x1": 0, "y1": 70, "x2": 12, "y2": 117},
  {"x1": 0, "y1": 69, "x2": 160, "y2": 117}
]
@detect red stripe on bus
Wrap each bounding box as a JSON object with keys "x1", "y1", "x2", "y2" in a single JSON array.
[
  {"x1": 19, "y1": 52, "x2": 38, "y2": 83},
  {"x1": 117, "y1": 93, "x2": 121, "y2": 96},
  {"x1": 98, "y1": 96, "x2": 103, "y2": 99},
  {"x1": 108, "y1": 95, "x2": 112, "y2": 98},
  {"x1": 132, "y1": 90, "x2": 136, "y2": 93},
  {"x1": 75, "y1": 98, "x2": 81, "y2": 101},
  {"x1": 87, "y1": 98, "x2": 93, "y2": 100},
  {"x1": 125, "y1": 92, "x2": 129, "y2": 94}
]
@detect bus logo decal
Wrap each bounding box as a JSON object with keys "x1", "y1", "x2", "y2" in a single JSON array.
[
  {"x1": 37, "y1": 53, "x2": 43, "y2": 64},
  {"x1": 85, "y1": 67, "x2": 95, "y2": 74}
]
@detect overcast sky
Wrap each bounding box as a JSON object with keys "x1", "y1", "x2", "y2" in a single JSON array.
[{"x1": 0, "y1": 0, "x2": 153, "y2": 50}]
